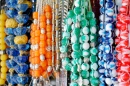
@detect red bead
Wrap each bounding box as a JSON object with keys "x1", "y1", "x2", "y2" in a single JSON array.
[{"x1": 119, "y1": 6, "x2": 127, "y2": 14}]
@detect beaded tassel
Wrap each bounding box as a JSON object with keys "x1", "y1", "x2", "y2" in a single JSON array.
[
  {"x1": 5, "y1": 0, "x2": 32, "y2": 85},
  {"x1": 0, "y1": 9, "x2": 8, "y2": 85},
  {"x1": 60, "y1": 0, "x2": 99, "y2": 85},
  {"x1": 98, "y1": 0, "x2": 119, "y2": 85},
  {"x1": 115, "y1": 0, "x2": 130, "y2": 85}
]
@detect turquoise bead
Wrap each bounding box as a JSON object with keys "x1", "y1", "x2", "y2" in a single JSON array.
[
  {"x1": 80, "y1": 35, "x2": 89, "y2": 43},
  {"x1": 62, "y1": 32, "x2": 70, "y2": 39},
  {"x1": 62, "y1": 57, "x2": 70, "y2": 65},
  {"x1": 64, "y1": 24, "x2": 72, "y2": 32},
  {"x1": 72, "y1": 28, "x2": 80, "y2": 36},
  {"x1": 86, "y1": 11, "x2": 95, "y2": 19},
  {"x1": 82, "y1": 50, "x2": 90, "y2": 57},
  {"x1": 90, "y1": 78, "x2": 99, "y2": 86},
  {"x1": 74, "y1": 7, "x2": 82, "y2": 15},
  {"x1": 90, "y1": 48, "x2": 98, "y2": 55},
  {"x1": 65, "y1": 63, "x2": 72, "y2": 71},
  {"x1": 90, "y1": 55, "x2": 98, "y2": 63},
  {"x1": 61, "y1": 38, "x2": 69, "y2": 46},
  {"x1": 70, "y1": 82, "x2": 79, "y2": 86},
  {"x1": 72, "y1": 16, "x2": 77, "y2": 23},
  {"x1": 90, "y1": 63, "x2": 98, "y2": 70},
  {"x1": 71, "y1": 51, "x2": 81, "y2": 59},
  {"x1": 80, "y1": 19, "x2": 89, "y2": 27},
  {"x1": 76, "y1": 58, "x2": 83, "y2": 65},
  {"x1": 60, "y1": 46, "x2": 68, "y2": 53},
  {"x1": 71, "y1": 35, "x2": 79, "y2": 43},
  {"x1": 81, "y1": 70, "x2": 89, "y2": 79},
  {"x1": 71, "y1": 59, "x2": 77, "y2": 65},
  {"x1": 81, "y1": 63, "x2": 89, "y2": 70},
  {"x1": 89, "y1": 18, "x2": 97, "y2": 26},
  {"x1": 90, "y1": 34, "x2": 97, "y2": 42},
  {"x1": 67, "y1": 10, "x2": 75, "y2": 18},
  {"x1": 82, "y1": 27, "x2": 90, "y2": 35},
  {"x1": 71, "y1": 65, "x2": 78, "y2": 73},
  {"x1": 90, "y1": 70, "x2": 99, "y2": 78},
  {"x1": 72, "y1": 43, "x2": 80, "y2": 51},
  {"x1": 74, "y1": 0, "x2": 81, "y2": 7},
  {"x1": 70, "y1": 73, "x2": 79, "y2": 80},
  {"x1": 90, "y1": 26, "x2": 97, "y2": 34}
]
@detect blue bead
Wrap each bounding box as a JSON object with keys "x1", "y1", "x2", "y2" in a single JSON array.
[
  {"x1": 5, "y1": 35, "x2": 15, "y2": 46},
  {"x1": 105, "y1": 31, "x2": 112, "y2": 38},
  {"x1": 98, "y1": 66, "x2": 105, "y2": 74},
  {"x1": 99, "y1": 75, "x2": 106, "y2": 83},
  {"x1": 16, "y1": 75, "x2": 29, "y2": 84},
  {"x1": 6, "y1": 9, "x2": 18, "y2": 18},
  {"x1": 14, "y1": 64, "x2": 29, "y2": 74},
  {"x1": 13, "y1": 27, "x2": 28, "y2": 35},
  {"x1": 18, "y1": 43, "x2": 30, "y2": 50},
  {"x1": 6, "y1": 60, "x2": 17, "y2": 68},
  {"x1": 105, "y1": 1, "x2": 114, "y2": 8},
  {"x1": 98, "y1": 51, "x2": 103, "y2": 59},
  {"x1": 100, "y1": 7, "x2": 106, "y2": 14},
  {"x1": 15, "y1": 4, "x2": 28, "y2": 12},
  {"x1": 6, "y1": 0, "x2": 17, "y2": 8},
  {"x1": 15, "y1": 14, "x2": 29, "y2": 24},
  {"x1": 98, "y1": 60, "x2": 105, "y2": 67},
  {"x1": 13, "y1": 55, "x2": 29, "y2": 64},
  {"x1": 9, "y1": 49, "x2": 20, "y2": 56},
  {"x1": 5, "y1": 28, "x2": 14, "y2": 35}
]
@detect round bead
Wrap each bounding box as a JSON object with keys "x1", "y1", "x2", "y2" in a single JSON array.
[
  {"x1": 81, "y1": 63, "x2": 89, "y2": 70},
  {"x1": 82, "y1": 27, "x2": 89, "y2": 34},
  {"x1": 82, "y1": 50, "x2": 90, "y2": 57},
  {"x1": 81, "y1": 70, "x2": 89, "y2": 79},
  {"x1": 62, "y1": 57, "x2": 70, "y2": 66},
  {"x1": 70, "y1": 82, "x2": 79, "y2": 86},
  {"x1": 105, "y1": 78, "x2": 112, "y2": 85},
  {"x1": 71, "y1": 65, "x2": 78, "y2": 73},
  {"x1": 82, "y1": 43, "x2": 90, "y2": 50},
  {"x1": 90, "y1": 78, "x2": 99, "y2": 86},
  {"x1": 90, "y1": 70, "x2": 99, "y2": 78},
  {"x1": 67, "y1": 10, "x2": 75, "y2": 18},
  {"x1": 80, "y1": 35, "x2": 89, "y2": 43},
  {"x1": 60, "y1": 46, "x2": 68, "y2": 53},
  {"x1": 91, "y1": 63, "x2": 98, "y2": 70},
  {"x1": 71, "y1": 51, "x2": 81, "y2": 59},
  {"x1": 70, "y1": 73, "x2": 79, "y2": 80},
  {"x1": 74, "y1": 7, "x2": 82, "y2": 15},
  {"x1": 90, "y1": 55, "x2": 98, "y2": 63},
  {"x1": 90, "y1": 48, "x2": 98, "y2": 55},
  {"x1": 72, "y1": 43, "x2": 80, "y2": 51},
  {"x1": 86, "y1": 11, "x2": 95, "y2": 19},
  {"x1": 83, "y1": 79, "x2": 89, "y2": 85},
  {"x1": 90, "y1": 26, "x2": 97, "y2": 34},
  {"x1": 40, "y1": 54, "x2": 45, "y2": 61},
  {"x1": 64, "y1": 63, "x2": 72, "y2": 71}
]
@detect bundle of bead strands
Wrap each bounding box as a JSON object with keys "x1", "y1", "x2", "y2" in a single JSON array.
[
  {"x1": 61, "y1": 0, "x2": 99, "y2": 85},
  {"x1": 29, "y1": 0, "x2": 54, "y2": 85},
  {"x1": 5, "y1": 0, "x2": 32, "y2": 85},
  {"x1": 0, "y1": 9, "x2": 8, "y2": 85},
  {"x1": 98, "y1": 0, "x2": 118, "y2": 85},
  {"x1": 115, "y1": 0, "x2": 130, "y2": 85}
]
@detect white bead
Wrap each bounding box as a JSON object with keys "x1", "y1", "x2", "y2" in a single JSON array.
[
  {"x1": 34, "y1": 64, "x2": 39, "y2": 69},
  {"x1": 47, "y1": 66, "x2": 52, "y2": 72},
  {"x1": 91, "y1": 63, "x2": 98, "y2": 70},
  {"x1": 32, "y1": 65, "x2": 35, "y2": 70},
  {"x1": 106, "y1": 23, "x2": 112, "y2": 31},
  {"x1": 82, "y1": 27, "x2": 89, "y2": 34},
  {"x1": 46, "y1": 46, "x2": 52, "y2": 51},
  {"x1": 30, "y1": 64, "x2": 33, "y2": 69},
  {"x1": 91, "y1": 27, "x2": 96, "y2": 34},
  {"x1": 82, "y1": 43, "x2": 90, "y2": 50},
  {"x1": 33, "y1": 19, "x2": 38, "y2": 25},
  {"x1": 83, "y1": 79, "x2": 89, "y2": 85},
  {"x1": 71, "y1": 35, "x2": 78, "y2": 43},
  {"x1": 35, "y1": 44, "x2": 39, "y2": 50},
  {"x1": 105, "y1": 78, "x2": 112, "y2": 85},
  {"x1": 40, "y1": 54, "x2": 45, "y2": 61},
  {"x1": 31, "y1": 45, "x2": 34, "y2": 50},
  {"x1": 114, "y1": 83, "x2": 119, "y2": 86},
  {"x1": 81, "y1": 64, "x2": 89, "y2": 70},
  {"x1": 115, "y1": 29, "x2": 119, "y2": 36},
  {"x1": 74, "y1": 1, "x2": 80, "y2": 7},
  {"x1": 33, "y1": 79, "x2": 37, "y2": 84},
  {"x1": 64, "y1": 25, "x2": 67, "y2": 31},
  {"x1": 71, "y1": 24, "x2": 75, "y2": 30},
  {"x1": 94, "y1": 71, "x2": 99, "y2": 78},
  {"x1": 83, "y1": 58, "x2": 89, "y2": 63},
  {"x1": 47, "y1": 19, "x2": 51, "y2": 24},
  {"x1": 77, "y1": 65, "x2": 81, "y2": 72},
  {"x1": 41, "y1": 29, "x2": 45, "y2": 34},
  {"x1": 75, "y1": 22, "x2": 80, "y2": 28},
  {"x1": 67, "y1": 18, "x2": 72, "y2": 25},
  {"x1": 111, "y1": 69, "x2": 117, "y2": 77}
]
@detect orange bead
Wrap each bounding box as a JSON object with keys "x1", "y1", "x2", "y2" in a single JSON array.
[
  {"x1": 47, "y1": 59, "x2": 52, "y2": 66},
  {"x1": 30, "y1": 31, "x2": 35, "y2": 38},
  {"x1": 33, "y1": 12, "x2": 38, "y2": 19},
  {"x1": 35, "y1": 36, "x2": 40, "y2": 43},
  {"x1": 34, "y1": 50, "x2": 40, "y2": 57},
  {"x1": 31, "y1": 51, "x2": 35, "y2": 57},
  {"x1": 30, "y1": 37, "x2": 35, "y2": 44},
  {"x1": 40, "y1": 15, "x2": 46, "y2": 22},
  {"x1": 44, "y1": 5, "x2": 52, "y2": 12},
  {"x1": 39, "y1": 40, "x2": 46, "y2": 48},
  {"x1": 40, "y1": 34, "x2": 46, "y2": 41},
  {"x1": 46, "y1": 25, "x2": 52, "y2": 32},
  {"x1": 47, "y1": 39, "x2": 52, "y2": 45},
  {"x1": 31, "y1": 24, "x2": 37, "y2": 31},
  {"x1": 29, "y1": 69, "x2": 32, "y2": 75},
  {"x1": 47, "y1": 32, "x2": 52, "y2": 39},
  {"x1": 46, "y1": 52, "x2": 52, "y2": 59},
  {"x1": 40, "y1": 22, "x2": 46, "y2": 29},
  {"x1": 29, "y1": 56, "x2": 32, "y2": 63},
  {"x1": 39, "y1": 48, "x2": 46, "y2": 54},
  {"x1": 40, "y1": 60, "x2": 47, "y2": 70},
  {"x1": 35, "y1": 29, "x2": 40, "y2": 37},
  {"x1": 42, "y1": 71, "x2": 51, "y2": 79},
  {"x1": 45, "y1": 12, "x2": 52, "y2": 19},
  {"x1": 33, "y1": 57, "x2": 40, "y2": 64},
  {"x1": 32, "y1": 68, "x2": 41, "y2": 77}
]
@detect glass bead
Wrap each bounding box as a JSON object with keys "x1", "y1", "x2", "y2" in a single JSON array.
[
  {"x1": 82, "y1": 50, "x2": 90, "y2": 57},
  {"x1": 60, "y1": 46, "x2": 68, "y2": 53},
  {"x1": 1, "y1": 73, "x2": 7, "y2": 79},
  {"x1": 15, "y1": 4, "x2": 28, "y2": 12},
  {"x1": 105, "y1": 9, "x2": 114, "y2": 16},
  {"x1": 1, "y1": 61, "x2": 6, "y2": 67},
  {"x1": 80, "y1": 19, "x2": 89, "y2": 27},
  {"x1": 6, "y1": 0, "x2": 17, "y2": 8},
  {"x1": 74, "y1": 0, "x2": 81, "y2": 7},
  {"x1": 86, "y1": 11, "x2": 95, "y2": 19},
  {"x1": 6, "y1": 9, "x2": 18, "y2": 18},
  {"x1": 0, "y1": 79, "x2": 5, "y2": 85},
  {"x1": 72, "y1": 43, "x2": 80, "y2": 51},
  {"x1": 90, "y1": 78, "x2": 99, "y2": 86},
  {"x1": 82, "y1": 26, "x2": 89, "y2": 35},
  {"x1": 90, "y1": 34, "x2": 97, "y2": 42},
  {"x1": 90, "y1": 48, "x2": 98, "y2": 55},
  {"x1": 0, "y1": 14, "x2": 7, "y2": 21},
  {"x1": 1, "y1": 67, "x2": 8, "y2": 73},
  {"x1": 89, "y1": 18, "x2": 96, "y2": 26},
  {"x1": 61, "y1": 38, "x2": 69, "y2": 46},
  {"x1": 105, "y1": 1, "x2": 114, "y2": 8},
  {"x1": 5, "y1": 28, "x2": 14, "y2": 35},
  {"x1": 70, "y1": 82, "x2": 79, "y2": 86},
  {"x1": 71, "y1": 28, "x2": 80, "y2": 36},
  {"x1": 71, "y1": 65, "x2": 78, "y2": 73},
  {"x1": 0, "y1": 21, "x2": 5, "y2": 27},
  {"x1": 62, "y1": 32, "x2": 70, "y2": 39},
  {"x1": 71, "y1": 51, "x2": 81, "y2": 59},
  {"x1": 16, "y1": 75, "x2": 29, "y2": 85},
  {"x1": 67, "y1": 10, "x2": 75, "y2": 18},
  {"x1": 13, "y1": 27, "x2": 28, "y2": 35},
  {"x1": 64, "y1": 24, "x2": 72, "y2": 32},
  {"x1": 81, "y1": 70, "x2": 89, "y2": 79},
  {"x1": 71, "y1": 35, "x2": 79, "y2": 43},
  {"x1": 90, "y1": 55, "x2": 98, "y2": 63},
  {"x1": 15, "y1": 14, "x2": 29, "y2": 24},
  {"x1": 80, "y1": 35, "x2": 89, "y2": 43},
  {"x1": 14, "y1": 64, "x2": 29, "y2": 74},
  {"x1": 62, "y1": 57, "x2": 70, "y2": 66},
  {"x1": 70, "y1": 73, "x2": 79, "y2": 80},
  {"x1": 81, "y1": 63, "x2": 89, "y2": 70},
  {"x1": 81, "y1": 43, "x2": 90, "y2": 50},
  {"x1": 74, "y1": 7, "x2": 82, "y2": 15},
  {"x1": 13, "y1": 55, "x2": 29, "y2": 64},
  {"x1": 6, "y1": 59, "x2": 17, "y2": 68},
  {"x1": 1, "y1": 54, "x2": 8, "y2": 61},
  {"x1": 90, "y1": 26, "x2": 97, "y2": 34},
  {"x1": 91, "y1": 63, "x2": 98, "y2": 70},
  {"x1": 0, "y1": 44, "x2": 6, "y2": 50},
  {"x1": 90, "y1": 70, "x2": 99, "y2": 78},
  {"x1": 65, "y1": 63, "x2": 72, "y2": 71}
]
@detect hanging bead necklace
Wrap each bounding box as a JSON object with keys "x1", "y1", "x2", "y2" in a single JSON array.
[
  {"x1": 5, "y1": 0, "x2": 31, "y2": 85},
  {"x1": 116, "y1": 0, "x2": 130, "y2": 85},
  {"x1": 98, "y1": 0, "x2": 118, "y2": 85},
  {"x1": 0, "y1": 9, "x2": 8, "y2": 85}
]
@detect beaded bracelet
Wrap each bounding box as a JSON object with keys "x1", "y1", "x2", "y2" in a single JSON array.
[
  {"x1": 5, "y1": 0, "x2": 31, "y2": 85},
  {"x1": 0, "y1": 10, "x2": 8, "y2": 85},
  {"x1": 115, "y1": 0, "x2": 130, "y2": 85},
  {"x1": 98, "y1": 0, "x2": 118, "y2": 85}
]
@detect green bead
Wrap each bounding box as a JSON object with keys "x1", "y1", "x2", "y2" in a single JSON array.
[
  {"x1": 81, "y1": 63, "x2": 89, "y2": 70},
  {"x1": 90, "y1": 70, "x2": 99, "y2": 78},
  {"x1": 82, "y1": 50, "x2": 90, "y2": 57},
  {"x1": 72, "y1": 16, "x2": 77, "y2": 23},
  {"x1": 80, "y1": 19, "x2": 89, "y2": 27},
  {"x1": 74, "y1": 0, "x2": 81, "y2": 7},
  {"x1": 80, "y1": 35, "x2": 89, "y2": 43},
  {"x1": 71, "y1": 51, "x2": 81, "y2": 59},
  {"x1": 70, "y1": 73, "x2": 79, "y2": 80},
  {"x1": 81, "y1": 70, "x2": 89, "y2": 79},
  {"x1": 70, "y1": 82, "x2": 79, "y2": 86},
  {"x1": 90, "y1": 48, "x2": 98, "y2": 55},
  {"x1": 82, "y1": 27, "x2": 89, "y2": 35},
  {"x1": 72, "y1": 43, "x2": 80, "y2": 51},
  {"x1": 89, "y1": 18, "x2": 96, "y2": 26},
  {"x1": 90, "y1": 26, "x2": 97, "y2": 34},
  {"x1": 86, "y1": 11, "x2": 95, "y2": 19},
  {"x1": 90, "y1": 34, "x2": 97, "y2": 42},
  {"x1": 62, "y1": 57, "x2": 70, "y2": 65},
  {"x1": 64, "y1": 63, "x2": 72, "y2": 71},
  {"x1": 74, "y1": 7, "x2": 82, "y2": 15},
  {"x1": 64, "y1": 24, "x2": 72, "y2": 32},
  {"x1": 90, "y1": 63, "x2": 98, "y2": 70},
  {"x1": 62, "y1": 32, "x2": 70, "y2": 39},
  {"x1": 71, "y1": 59, "x2": 77, "y2": 65},
  {"x1": 67, "y1": 10, "x2": 75, "y2": 18},
  {"x1": 90, "y1": 55, "x2": 98, "y2": 63},
  {"x1": 90, "y1": 78, "x2": 99, "y2": 86},
  {"x1": 71, "y1": 65, "x2": 78, "y2": 73},
  {"x1": 75, "y1": 58, "x2": 83, "y2": 65},
  {"x1": 71, "y1": 35, "x2": 79, "y2": 43},
  {"x1": 61, "y1": 38, "x2": 69, "y2": 46},
  {"x1": 60, "y1": 46, "x2": 68, "y2": 53},
  {"x1": 72, "y1": 28, "x2": 80, "y2": 36}
]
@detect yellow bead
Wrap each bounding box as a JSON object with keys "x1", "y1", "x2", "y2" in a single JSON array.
[
  {"x1": 6, "y1": 18, "x2": 18, "y2": 28},
  {"x1": 14, "y1": 35, "x2": 28, "y2": 44},
  {"x1": 0, "y1": 27, "x2": 5, "y2": 33},
  {"x1": 0, "y1": 32, "x2": 6, "y2": 38},
  {"x1": 0, "y1": 44, "x2": 6, "y2": 50},
  {"x1": 1, "y1": 54, "x2": 8, "y2": 61},
  {"x1": 0, "y1": 14, "x2": 7, "y2": 21},
  {"x1": 0, "y1": 78, "x2": 5, "y2": 85},
  {"x1": 23, "y1": 0, "x2": 32, "y2": 8},
  {"x1": 0, "y1": 20, "x2": 5, "y2": 27},
  {"x1": 1, "y1": 61, "x2": 6, "y2": 67},
  {"x1": 1, "y1": 73, "x2": 6, "y2": 79},
  {"x1": 0, "y1": 39, "x2": 5, "y2": 44},
  {"x1": 1, "y1": 67, "x2": 8, "y2": 73}
]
